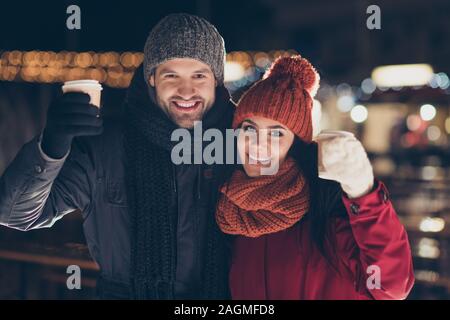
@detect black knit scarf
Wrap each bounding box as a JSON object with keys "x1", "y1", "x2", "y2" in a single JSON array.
[{"x1": 123, "y1": 66, "x2": 233, "y2": 299}]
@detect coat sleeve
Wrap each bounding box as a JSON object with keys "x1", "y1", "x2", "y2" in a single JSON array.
[
  {"x1": 340, "y1": 179, "x2": 415, "y2": 300},
  {"x1": 0, "y1": 133, "x2": 95, "y2": 231}
]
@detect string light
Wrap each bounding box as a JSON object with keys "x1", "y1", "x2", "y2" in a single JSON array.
[
  {"x1": 420, "y1": 104, "x2": 436, "y2": 121},
  {"x1": 445, "y1": 117, "x2": 450, "y2": 134},
  {"x1": 350, "y1": 105, "x2": 368, "y2": 123},
  {"x1": 0, "y1": 49, "x2": 299, "y2": 89}
]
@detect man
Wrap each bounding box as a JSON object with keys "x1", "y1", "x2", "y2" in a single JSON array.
[{"x1": 0, "y1": 13, "x2": 235, "y2": 299}]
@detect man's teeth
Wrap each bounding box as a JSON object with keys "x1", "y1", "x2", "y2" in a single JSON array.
[{"x1": 175, "y1": 101, "x2": 197, "y2": 108}]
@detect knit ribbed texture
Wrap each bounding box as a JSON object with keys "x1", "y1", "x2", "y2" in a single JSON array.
[
  {"x1": 143, "y1": 13, "x2": 226, "y2": 84},
  {"x1": 216, "y1": 158, "x2": 310, "y2": 237},
  {"x1": 232, "y1": 55, "x2": 320, "y2": 143}
]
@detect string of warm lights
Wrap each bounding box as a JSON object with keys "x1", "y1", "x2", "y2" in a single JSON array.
[
  {"x1": 3, "y1": 50, "x2": 448, "y2": 135},
  {"x1": 0, "y1": 49, "x2": 299, "y2": 88},
  {"x1": 0, "y1": 50, "x2": 143, "y2": 88}
]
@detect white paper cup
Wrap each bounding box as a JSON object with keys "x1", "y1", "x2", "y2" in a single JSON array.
[
  {"x1": 62, "y1": 80, "x2": 103, "y2": 107},
  {"x1": 315, "y1": 130, "x2": 354, "y2": 178}
]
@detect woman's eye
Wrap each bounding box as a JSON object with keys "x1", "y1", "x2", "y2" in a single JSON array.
[
  {"x1": 270, "y1": 130, "x2": 283, "y2": 137},
  {"x1": 242, "y1": 125, "x2": 257, "y2": 133}
]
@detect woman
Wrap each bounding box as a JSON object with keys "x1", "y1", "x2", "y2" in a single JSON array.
[{"x1": 216, "y1": 55, "x2": 414, "y2": 299}]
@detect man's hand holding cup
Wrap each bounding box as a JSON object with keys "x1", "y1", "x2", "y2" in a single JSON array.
[{"x1": 41, "y1": 80, "x2": 103, "y2": 159}]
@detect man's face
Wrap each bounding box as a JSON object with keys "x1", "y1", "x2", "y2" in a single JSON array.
[{"x1": 149, "y1": 58, "x2": 217, "y2": 128}]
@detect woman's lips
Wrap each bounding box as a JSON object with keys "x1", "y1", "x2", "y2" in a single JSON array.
[
  {"x1": 247, "y1": 153, "x2": 272, "y2": 165},
  {"x1": 171, "y1": 101, "x2": 202, "y2": 112}
]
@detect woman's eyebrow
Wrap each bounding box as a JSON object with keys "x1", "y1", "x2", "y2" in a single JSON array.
[
  {"x1": 242, "y1": 120, "x2": 286, "y2": 130},
  {"x1": 242, "y1": 119, "x2": 258, "y2": 127}
]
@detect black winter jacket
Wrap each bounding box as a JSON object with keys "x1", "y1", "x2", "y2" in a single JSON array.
[{"x1": 0, "y1": 69, "x2": 235, "y2": 299}]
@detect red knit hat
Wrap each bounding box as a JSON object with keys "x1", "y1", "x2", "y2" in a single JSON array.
[{"x1": 232, "y1": 55, "x2": 320, "y2": 143}]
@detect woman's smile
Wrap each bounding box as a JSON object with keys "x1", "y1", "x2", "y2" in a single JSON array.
[{"x1": 247, "y1": 152, "x2": 272, "y2": 166}]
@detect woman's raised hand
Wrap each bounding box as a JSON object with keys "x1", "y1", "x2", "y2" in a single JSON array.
[{"x1": 317, "y1": 133, "x2": 374, "y2": 198}]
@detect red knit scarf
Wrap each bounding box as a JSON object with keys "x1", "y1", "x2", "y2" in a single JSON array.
[{"x1": 216, "y1": 157, "x2": 310, "y2": 238}]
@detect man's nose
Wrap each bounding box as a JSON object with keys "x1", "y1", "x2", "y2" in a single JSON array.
[{"x1": 177, "y1": 80, "x2": 196, "y2": 99}]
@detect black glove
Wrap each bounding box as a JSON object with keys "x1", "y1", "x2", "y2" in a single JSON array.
[{"x1": 41, "y1": 92, "x2": 103, "y2": 159}]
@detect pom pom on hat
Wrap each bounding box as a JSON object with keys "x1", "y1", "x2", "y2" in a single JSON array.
[{"x1": 263, "y1": 55, "x2": 320, "y2": 98}]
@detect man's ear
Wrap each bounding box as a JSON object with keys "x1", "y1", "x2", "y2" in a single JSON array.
[{"x1": 149, "y1": 74, "x2": 155, "y2": 87}]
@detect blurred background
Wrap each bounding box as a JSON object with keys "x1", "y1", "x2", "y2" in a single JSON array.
[{"x1": 1, "y1": 0, "x2": 450, "y2": 299}]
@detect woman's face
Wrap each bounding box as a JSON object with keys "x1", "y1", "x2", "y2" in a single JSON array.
[{"x1": 237, "y1": 116, "x2": 295, "y2": 177}]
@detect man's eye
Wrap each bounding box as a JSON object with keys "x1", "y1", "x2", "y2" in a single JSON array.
[
  {"x1": 194, "y1": 74, "x2": 206, "y2": 79},
  {"x1": 164, "y1": 74, "x2": 177, "y2": 79}
]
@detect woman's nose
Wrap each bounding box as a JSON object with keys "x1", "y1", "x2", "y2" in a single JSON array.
[
  {"x1": 258, "y1": 136, "x2": 271, "y2": 157},
  {"x1": 248, "y1": 132, "x2": 271, "y2": 157}
]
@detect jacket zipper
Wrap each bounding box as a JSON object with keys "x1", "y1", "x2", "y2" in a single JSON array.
[
  {"x1": 171, "y1": 163, "x2": 178, "y2": 297},
  {"x1": 172, "y1": 164, "x2": 177, "y2": 193}
]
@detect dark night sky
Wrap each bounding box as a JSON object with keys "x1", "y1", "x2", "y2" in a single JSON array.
[
  {"x1": 0, "y1": 0, "x2": 277, "y2": 52},
  {"x1": 1, "y1": 0, "x2": 449, "y2": 83}
]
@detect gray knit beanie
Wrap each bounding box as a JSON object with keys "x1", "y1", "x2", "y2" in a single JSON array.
[{"x1": 143, "y1": 13, "x2": 226, "y2": 85}]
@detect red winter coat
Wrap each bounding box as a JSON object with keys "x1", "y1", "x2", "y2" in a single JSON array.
[{"x1": 229, "y1": 179, "x2": 415, "y2": 300}]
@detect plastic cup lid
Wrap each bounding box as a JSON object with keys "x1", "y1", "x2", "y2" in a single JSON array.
[{"x1": 63, "y1": 80, "x2": 102, "y2": 89}]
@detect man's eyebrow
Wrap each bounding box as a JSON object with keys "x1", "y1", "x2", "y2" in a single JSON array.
[
  {"x1": 158, "y1": 68, "x2": 177, "y2": 74},
  {"x1": 158, "y1": 68, "x2": 212, "y2": 74},
  {"x1": 193, "y1": 68, "x2": 212, "y2": 73}
]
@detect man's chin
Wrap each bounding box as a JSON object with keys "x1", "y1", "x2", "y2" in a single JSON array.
[
  {"x1": 177, "y1": 122, "x2": 196, "y2": 129},
  {"x1": 171, "y1": 116, "x2": 201, "y2": 129}
]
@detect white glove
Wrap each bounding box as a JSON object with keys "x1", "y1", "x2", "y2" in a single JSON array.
[{"x1": 317, "y1": 133, "x2": 374, "y2": 198}]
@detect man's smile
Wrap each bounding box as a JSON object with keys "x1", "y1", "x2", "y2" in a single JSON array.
[{"x1": 171, "y1": 100, "x2": 202, "y2": 112}]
